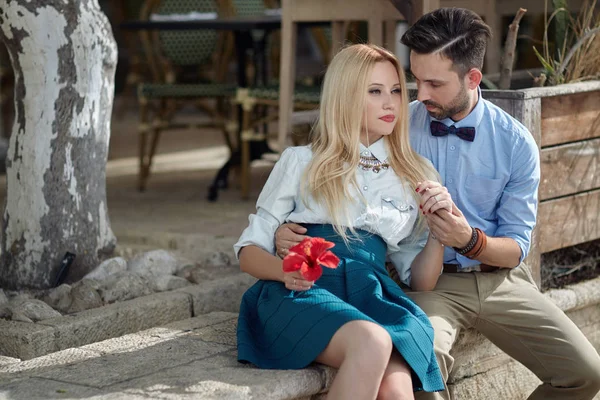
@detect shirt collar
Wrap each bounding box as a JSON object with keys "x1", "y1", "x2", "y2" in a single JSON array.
[
  {"x1": 359, "y1": 137, "x2": 388, "y2": 162},
  {"x1": 431, "y1": 86, "x2": 485, "y2": 129}
]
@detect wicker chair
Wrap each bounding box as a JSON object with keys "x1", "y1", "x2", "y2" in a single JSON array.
[{"x1": 136, "y1": 0, "x2": 237, "y2": 191}]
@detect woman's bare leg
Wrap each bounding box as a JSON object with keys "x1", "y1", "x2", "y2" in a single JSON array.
[
  {"x1": 377, "y1": 351, "x2": 414, "y2": 400},
  {"x1": 315, "y1": 320, "x2": 393, "y2": 400}
]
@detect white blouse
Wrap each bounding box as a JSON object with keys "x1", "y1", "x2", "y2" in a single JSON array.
[{"x1": 234, "y1": 139, "x2": 430, "y2": 286}]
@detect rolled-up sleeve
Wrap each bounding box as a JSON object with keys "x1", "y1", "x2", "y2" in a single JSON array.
[
  {"x1": 233, "y1": 148, "x2": 302, "y2": 258},
  {"x1": 388, "y1": 223, "x2": 428, "y2": 287},
  {"x1": 495, "y1": 134, "x2": 540, "y2": 262}
]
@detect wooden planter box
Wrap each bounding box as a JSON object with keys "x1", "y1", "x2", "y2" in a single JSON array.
[{"x1": 483, "y1": 81, "x2": 600, "y2": 285}]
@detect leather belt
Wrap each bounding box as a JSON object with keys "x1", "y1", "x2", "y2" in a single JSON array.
[{"x1": 443, "y1": 263, "x2": 499, "y2": 273}]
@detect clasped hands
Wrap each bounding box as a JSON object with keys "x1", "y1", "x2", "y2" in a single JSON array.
[{"x1": 275, "y1": 181, "x2": 472, "y2": 290}]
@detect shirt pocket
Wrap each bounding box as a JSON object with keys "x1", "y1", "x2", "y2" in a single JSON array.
[
  {"x1": 378, "y1": 196, "x2": 415, "y2": 243},
  {"x1": 464, "y1": 174, "x2": 505, "y2": 220}
]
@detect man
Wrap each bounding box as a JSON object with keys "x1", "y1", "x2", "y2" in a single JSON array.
[{"x1": 274, "y1": 7, "x2": 600, "y2": 400}]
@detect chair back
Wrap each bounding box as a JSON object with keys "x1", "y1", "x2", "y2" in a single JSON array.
[{"x1": 230, "y1": 0, "x2": 265, "y2": 17}]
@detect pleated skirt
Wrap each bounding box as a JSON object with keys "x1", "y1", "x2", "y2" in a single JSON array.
[{"x1": 236, "y1": 224, "x2": 444, "y2": 392}]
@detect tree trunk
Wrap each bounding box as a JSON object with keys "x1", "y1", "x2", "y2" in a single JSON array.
[{"x1": 0, "y1": 0, "x2": 117, "y2": 289}]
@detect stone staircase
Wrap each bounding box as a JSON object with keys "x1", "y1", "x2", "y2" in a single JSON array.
[{"x1": 1, "y1": 276, "x2": 599, "y2": 399}]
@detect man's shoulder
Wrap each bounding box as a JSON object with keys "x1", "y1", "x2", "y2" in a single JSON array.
[{"x1": 482, "y1": 98, "x2": 531, "y2": 139}]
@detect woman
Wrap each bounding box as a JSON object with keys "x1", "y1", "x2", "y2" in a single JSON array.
[{"x1": 234, "y1": 44, "x2": 449, "y2": 399}]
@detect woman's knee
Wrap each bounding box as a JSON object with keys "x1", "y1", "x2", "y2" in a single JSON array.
[
  {"x1": 377, "y1": 353, "x2": 414, "y2": 400},
  {"x1": 317, "y1": 320, "x2": 392, "y2": 368},
  {"x1": 378, "y1": 376, "x2": 414, "y2": 400},
  {"x1": 341, "y1": 320, "x2": 393, "y2": 362}
]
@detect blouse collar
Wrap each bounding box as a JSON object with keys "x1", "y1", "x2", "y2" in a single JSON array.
[{"x1": 359, "y1": 137, "x2": 388, "y2": 162}]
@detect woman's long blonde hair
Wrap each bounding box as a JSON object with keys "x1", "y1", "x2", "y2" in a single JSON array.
[{"x1": 303, "y1": 44, "x2": 437, "y2": 242}]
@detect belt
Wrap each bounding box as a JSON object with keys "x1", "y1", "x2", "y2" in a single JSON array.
[{"x1": 443, "y1": 263, "x2": 499, "y2": 273}]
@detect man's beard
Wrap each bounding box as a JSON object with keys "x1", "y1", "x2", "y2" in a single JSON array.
[{"x1": 423, "y1": 83, "x2": 470, "y2": 120}]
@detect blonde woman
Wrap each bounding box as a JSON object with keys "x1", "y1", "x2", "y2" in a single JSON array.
[{"x1": 235, "y1": 44, "x2": 448, "y2": 399}]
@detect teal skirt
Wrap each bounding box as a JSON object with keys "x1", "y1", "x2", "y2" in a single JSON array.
[{"x1": 237, "y1": 224, "x2": 444, "y2": 392}]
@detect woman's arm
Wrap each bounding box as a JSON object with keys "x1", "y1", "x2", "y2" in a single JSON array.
[
  {"x1": 409, "y1": 235, "x2": 444, "y2": 291},
  {"x1": 239, "y1": 245, "x2": 284, "y2": 281},
  {"x1": 409, "y1": 180, "x2": 452, "y2": 291},
  {"x1": 239, "y1": 245, "x2": 314, "y2": 291}
]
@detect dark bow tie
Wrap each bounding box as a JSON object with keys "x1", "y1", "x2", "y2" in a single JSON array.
[{"x1": 430, "y1": 121, "x2": 475, "y2": 142}]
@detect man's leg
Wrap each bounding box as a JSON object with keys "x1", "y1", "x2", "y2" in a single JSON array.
[
  {"x1": 405, "y1": 273, "x2": 480, "y2": 400},
  {"x1": 475, "y1": 265, "x2": 600, "y2": 400}
]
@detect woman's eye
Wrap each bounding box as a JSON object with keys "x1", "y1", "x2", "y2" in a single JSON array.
[
  {"x1": 369, "y1": 89, "x2": 381, "y2": 94},
  {"x1": 392, "y1": 88, "x2": 401, "y2": 94}
]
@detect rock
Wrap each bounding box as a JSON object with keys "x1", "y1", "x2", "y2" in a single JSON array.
[
  {"x1": 175, "y1": 264, "x2": 197, "y2": 282},
  {"x1": 42, "y1": 284, "x2": 72, "y2": 313},
  {"x1": 127, "y1": 250, "x2": 179, "y2": 276},
  {"x1": 99, "y1": 272, "x2": 152, "y2": 304},
  {"x1": 0, "y1": 289, "x2": 8, "y2": 306},
  {"x1": 10, "y1": 311, "x2": 33, "y2": 323},
  {"x1": 9, "y1": 299, "x2": 62, "y2": 322},
  {"x1": 83, "y1": 257, "x2": 128, "y2": 281},
  {"x1": 203, "y1": 251, "x2": 232, "y2": 268},
  {"x1": 0, "y1": 303, "x2": 11, "y2": 319},
  {"x1": 68, "y1": 280, "x2": 103, "y2": 313},
  {"x1": 148, "y1": 275, "x2": 192, "y2": 292}
]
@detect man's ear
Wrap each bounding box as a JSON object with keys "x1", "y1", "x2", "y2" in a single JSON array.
[{"x1": 466, "y1": 68, "x2": 483, "y2": 90}]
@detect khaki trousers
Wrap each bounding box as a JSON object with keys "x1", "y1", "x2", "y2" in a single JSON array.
[{"x1": 405, "y1": 265, "x2": 600, "y2": 400}]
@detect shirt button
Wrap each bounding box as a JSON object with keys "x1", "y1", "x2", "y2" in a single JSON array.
[
  {"x1": 450, "y1": 145, "x2": 456, "y2": 151},
  {"x1": 363, "y1": 186, "x2": 368, "y2": 191},
  {"x1": 362, "y1": 151, "x2": 370, "y2": 156},
  {"x1": 448, "y1": 178, "x2": 454, "y2": 184}
]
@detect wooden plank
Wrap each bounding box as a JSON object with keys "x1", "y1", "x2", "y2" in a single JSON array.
[
  {"x1": 277, "y1": 0, "x2": 298, "y2": 151},
  {"x1": 540, "y1": 138, "x2": 600, "y2": 200},
  {"x1": 538, "y1": 189, "x2": 600, "y2": 253},
  {"x1": 541, "y1": 90, "x2": 600, "y2": 147},
  {"x1": 287, "y1": 0, "x2": 403, "y2": 21}
]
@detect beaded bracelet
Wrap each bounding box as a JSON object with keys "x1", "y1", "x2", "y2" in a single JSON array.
[
  {"x1": 467, "y1": 228, "x2": 487, "y2": 259},
  {"x1": 454, "y1": 227, "x2": 477, "y2": 255}
]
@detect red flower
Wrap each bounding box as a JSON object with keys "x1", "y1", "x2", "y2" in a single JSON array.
[{"x1": 282, "y1": 237, "x2": 340, "y2": 281}]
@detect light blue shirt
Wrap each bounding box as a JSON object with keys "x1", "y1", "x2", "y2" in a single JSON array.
[
  {"x1": 409, "y1": 91, "x2": 540, "y2": 269},
  {"x1": 234, "y1": 142, "x2": 434, "y2": 286}
]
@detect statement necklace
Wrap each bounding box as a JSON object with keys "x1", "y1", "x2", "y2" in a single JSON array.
[{"x1": 359, "y1": 154, "x2": 390, "y2": 173}]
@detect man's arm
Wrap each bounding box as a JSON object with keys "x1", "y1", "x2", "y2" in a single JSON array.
[{"x1": 426, "y1": 206, "x2": 522, "y2": 268}]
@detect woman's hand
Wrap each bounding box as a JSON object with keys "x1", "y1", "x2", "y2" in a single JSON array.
[
  {"x1": 283, "y1": 271, "x2": 314, "y2": 291},
  {"x1": 415, "y1": 181, "x2": 452, "y2": 215}
]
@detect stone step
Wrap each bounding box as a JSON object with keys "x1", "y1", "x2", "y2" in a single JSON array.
[
  {"x1": 0, "y1": 273, "x2": 257, "y2": 360},
  {"x1": 0, "y1": 312, "x2": 333, "y2": 400},
  {"x1": 1, "y1": 277, "x2": 598, "y2": 399}
]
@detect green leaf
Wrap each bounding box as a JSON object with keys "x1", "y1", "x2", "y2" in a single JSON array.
[{"x1": 533, "y1": 46, "x2": 555, "y2": 73}]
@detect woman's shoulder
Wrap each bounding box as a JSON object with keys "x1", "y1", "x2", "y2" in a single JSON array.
[{"x1": 280, "y1": 145, "x2": 313, "y2": 163}]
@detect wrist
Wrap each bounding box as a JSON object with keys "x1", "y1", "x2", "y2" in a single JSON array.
[
  {"x1": 453, "y1": 227, "x2": 477, "y2": 255},
  {"x1": 458, "y1": 226, "x2": 474, "y2": 248},
  {"x1": 454, "y1": 228, "x2": 488, "y2": 259}
]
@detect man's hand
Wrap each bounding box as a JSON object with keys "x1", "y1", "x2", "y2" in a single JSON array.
[
  {"x1": 275, "y1": 223, "x2": 309, "y2": 258},
  {"x1": 425, "y1": 202, "x2": 473, "y2": 248}
]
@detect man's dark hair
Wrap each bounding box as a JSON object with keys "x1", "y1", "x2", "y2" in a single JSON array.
[{"x1": 401, "y1": 7, "x2": 491, "y2": 76}]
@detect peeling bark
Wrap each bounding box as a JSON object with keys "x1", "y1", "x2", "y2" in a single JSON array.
[{"x1": 0, "y1": 0, "x2": 117, "y2": 289}]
